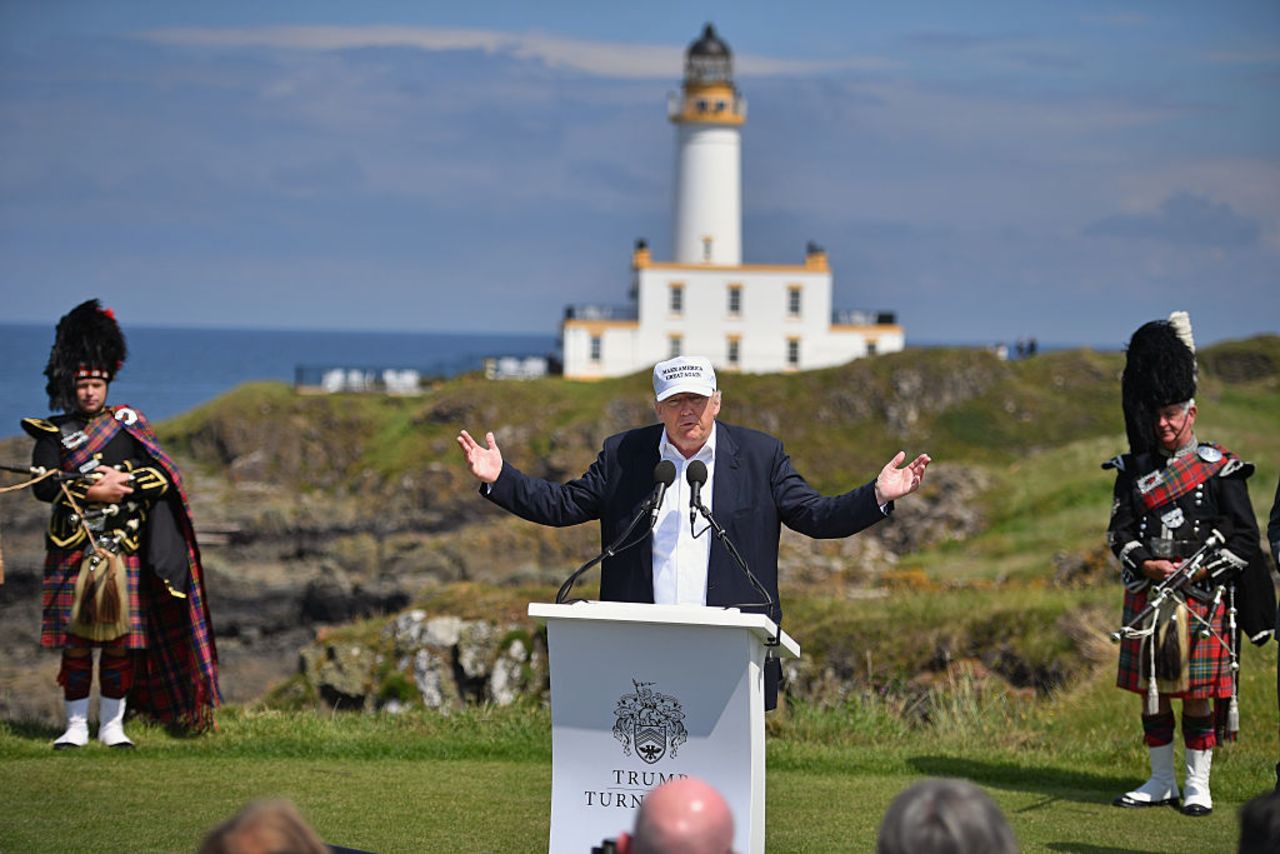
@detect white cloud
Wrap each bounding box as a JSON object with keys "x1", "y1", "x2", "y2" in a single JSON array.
[
  {"x1": 1103, "y1": 158, "x2": 1280, "y2": 228},
  {"x1": 1203, "y1": 49, "x2": 1280, "y2": 65},
  {"x1": 1080, "y1": 13, "x2": 1151, "y2": 28},
  {"x1": 137, "y1": 25, "x2": 897, "y2": 79}
]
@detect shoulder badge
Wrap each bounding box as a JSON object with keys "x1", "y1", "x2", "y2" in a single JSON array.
[
  {"x1": 114, "y1": 407, "x2": 139, "y2": 426},
  {"x1": 1220, "y1": 458, "x2": 1253, "y2": 478},
  {"x1": 20, "y1": 417, "x2": 59, "y2": 439},
  {"x1": 1197, "y1": 445, "x2": 1223, "y2": 463}
]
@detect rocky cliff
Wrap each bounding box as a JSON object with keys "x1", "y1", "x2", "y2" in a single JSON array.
[{"x1": 1, "y1": 337, "x2": 1274, "y2": 723}]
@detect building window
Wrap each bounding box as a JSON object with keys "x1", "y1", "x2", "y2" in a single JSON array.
[
  {"x1": 787, "y1": 286, "x2": 802, "y2": 317},
  {"x1": 701, "y1": 237, "x2": 713, "y2": 263},
  {"x1": 669, "y1": 284, "x2": 684, "y2": 314},
  {"x1": 669, "y1": 335, "x2": 682, "y2": 358},
  {"x1": 787, "y1": 338, "x2": 800, "y2": 367},
  {"x1": 866, "y1": 340, "x2": 877, "y2": 357},
  {"x1": 590, "y1": 336, "x2": 602, "y2": 362},
  {"x1": 727, "y1": 285, "x2": 742, "y2": 316},
  {"x1": 727, "y1": 337, "x2": 740, "y2": 366}
]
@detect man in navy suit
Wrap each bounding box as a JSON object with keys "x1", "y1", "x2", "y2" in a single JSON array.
[{"x1": 457, "y1": 355, "x2": 931, "y2": 708}]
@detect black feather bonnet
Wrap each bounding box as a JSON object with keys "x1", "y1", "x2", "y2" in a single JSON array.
[
  {"x1": 43, "y1": 299, "x2": 128, "y2": 412},
  {"x1": 1121, "y1": 311, "x2": 1196, "y2": 456}
]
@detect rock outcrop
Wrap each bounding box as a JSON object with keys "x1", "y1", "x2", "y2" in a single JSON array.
[{"x1": 293, "y1": 610, "x2": 547, "y2": 714}]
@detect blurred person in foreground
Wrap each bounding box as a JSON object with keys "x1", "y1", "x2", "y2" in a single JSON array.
[
  {"x1": 198, "y1": 799, "x2": 328, "y2": 854},
  {"x1": 602, "y1": 777, "x2": 734, "y2": 854},
  {"x1": 22, "y1": 300, "x2": 219, "y2": 748},
  {"x1": 458, "y1": 355, "x2": 930, "y2": 709},
  {"x1": 1105, "y1": 312, "x2": 1273, "y2": 816},
  {"x1": 876, "y1": 777, "x2": 1016, "y2": 854},
  {"x1": 1239, "y1": 790, "x2": 1280, "y2": 853}
]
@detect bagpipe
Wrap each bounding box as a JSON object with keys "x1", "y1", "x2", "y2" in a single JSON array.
[
  {"x1": 1, "y1": 461, "x2": 140, "y2": 530},
  {"x1": 1110, "y1": 530, "x2": 1227, "y2": 644},
  {"x1": 1, "y1": 461, "x2": 140, "y2": 636},
  {"x1": 0, "y1": 462, "x2": 90, "y2": 484},
  {"x1": 1, "y1": 460, "x2": 137, "y2": 491},
  {"x1": 1111, "y1": 530, "x2": 1242, "y2": 729}
]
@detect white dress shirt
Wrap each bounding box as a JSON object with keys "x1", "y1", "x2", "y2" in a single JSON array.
[{"x1": 651, "y1": 424, "x2": 717, "y2": 605}]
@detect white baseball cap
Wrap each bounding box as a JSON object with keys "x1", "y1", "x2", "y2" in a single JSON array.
[{"x1": 653, "y1": 356, "x2": 717, "y2": 402}]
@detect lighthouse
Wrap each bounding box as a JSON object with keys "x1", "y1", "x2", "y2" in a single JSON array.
[
  {"x1": 670, "y1": 24, "x2": 744, "y2": 266},
  {"x1": 557, "y1": 24, "x2": 903, "y2": 380}
]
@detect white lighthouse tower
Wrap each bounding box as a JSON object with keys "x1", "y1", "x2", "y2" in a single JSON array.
[
  {"x1": 557, "y1": 24, "x2": 904, "y2": 380},
  {"x1": 670, "y1": 24, "x2": 744, "y2": 266}
]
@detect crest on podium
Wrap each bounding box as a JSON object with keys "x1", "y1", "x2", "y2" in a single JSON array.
[{"x1": 612, "y1": 679, "x2": 687, "y2": 764}]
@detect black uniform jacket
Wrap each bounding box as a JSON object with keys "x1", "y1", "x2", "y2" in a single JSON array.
[{"x1": 1106, "y1": 445, "x2": 1274, "y2": 645}]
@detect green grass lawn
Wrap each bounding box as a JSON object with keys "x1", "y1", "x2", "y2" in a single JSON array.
[
  {"x1": 1, "y1": 752, "x2": 1261, "y2": 852},
  {"x1": 4, "y1": 640, "x2": 1276, "y2": 853}
]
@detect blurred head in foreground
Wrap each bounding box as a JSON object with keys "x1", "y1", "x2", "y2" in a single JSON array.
[
  {"x1": 622, "y1": 776, "x2": 735, "y2": 854},
  {"x1": 877, "y1": 778, "x2": 1017, "y2": 854},
  {"x1": 1239, "y1": 790, "x2": 1280, "y2": 853},
  {"x1": 198, "y1": 799, "x2": 328, "y2": 854}
]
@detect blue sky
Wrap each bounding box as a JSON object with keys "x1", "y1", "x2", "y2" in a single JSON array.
[{"x1": 1, "y1": 1, "x2": 1277, "y2": 348}]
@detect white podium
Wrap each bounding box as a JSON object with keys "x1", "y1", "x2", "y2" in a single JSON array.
[{"x1": 528, "y1": 601, "x2": 800, "y2": 854}]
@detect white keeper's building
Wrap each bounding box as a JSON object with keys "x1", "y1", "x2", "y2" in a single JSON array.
[{"x1": 560, "y1": 24, "x2": 904, "y2": 380}]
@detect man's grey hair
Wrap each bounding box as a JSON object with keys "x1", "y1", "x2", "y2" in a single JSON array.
[{"x1": 877, "y1": 778, "x2": 1017, "y2": 854}]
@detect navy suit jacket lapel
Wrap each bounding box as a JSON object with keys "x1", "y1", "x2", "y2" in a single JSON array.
[
  {"x1": 707, "y1": 422, "x2": 743, "y2": 603},
  {"x1": 621, "y1": 424, "x2": 662, "y2": 602}
]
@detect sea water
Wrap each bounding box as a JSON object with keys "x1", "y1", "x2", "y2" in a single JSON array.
[{"x1": 0, "y1": 324, "x2": 555, "y2": 438}]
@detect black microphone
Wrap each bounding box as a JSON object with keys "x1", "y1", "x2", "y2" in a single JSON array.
[
  {"x1": 648, "y1": 460, "x2": 677, "y2": 529},
  {"x1": 681, "y1": 458, "x2": 778, "y2": 627},
  {"x1": 686, "y1": 459, "x2": 708, "y2": 531},
  {"x1": 553, "y1": 460, "x2": 679, "y2": 604}
]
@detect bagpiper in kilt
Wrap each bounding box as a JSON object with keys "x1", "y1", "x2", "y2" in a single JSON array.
[
  {"x1": 25, "y1": 299, "x2": 220, "y2": 750},
  {"x1": 1105, "y1": 312, "x2": 1273, "y2": 818},
  {"x1": 1268, "y1": 476, "x2": 1280, "y2": 792}
]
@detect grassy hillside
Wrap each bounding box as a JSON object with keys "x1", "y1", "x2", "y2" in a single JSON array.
[{"x1": 158, "y1": 336, "x2": 1278, "y2": 511}]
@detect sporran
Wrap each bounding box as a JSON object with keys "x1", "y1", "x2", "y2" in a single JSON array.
[
  {"x1": 69, "y1": 549, "x2": 129, "y2": 642},
  {"x1": 1140, "y1": 597, "x2": 1190, "y2": 695}
]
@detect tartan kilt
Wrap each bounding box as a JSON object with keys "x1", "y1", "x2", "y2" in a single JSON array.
[
  {"x1": 1116, "y1": 586, "x2": 1232, "y2": 698},
  {"x1": 41, "y1": 546, "x2": 148, "y2": 649},
  {"x1": 130, "y1": 558, "x2": 220, "y2": 728}
]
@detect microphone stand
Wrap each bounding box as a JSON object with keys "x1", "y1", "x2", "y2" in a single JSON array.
[
  {"x1": 691, "y1": 500, "x2": 781, "y2": 647},
  {"x1": 555, "y1": 497, "x2": 655, "y2": 605}
]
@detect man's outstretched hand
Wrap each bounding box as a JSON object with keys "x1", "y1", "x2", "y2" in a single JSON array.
[
  {"x1": 456, "y1": 429, "x2": 504, "y2": 484},
  {"x1": 874, "y1": 451, "x2": 932, "y2": 506}
]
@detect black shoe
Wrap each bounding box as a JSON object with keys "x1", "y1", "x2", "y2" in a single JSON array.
[
  {"x1": 52, "y1": 742, "x2": 81, "y2": 751},
  {"x1": 1181, "y1": 803, "x2": 1212, "y2": 817},
  {"x1": 1112, "y1": 793, "x2": 1179, "y2": 808}
]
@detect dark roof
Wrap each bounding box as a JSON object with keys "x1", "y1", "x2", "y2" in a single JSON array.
[{"x1": 688, "y1": 23, "x2": 731, "y2": 59}]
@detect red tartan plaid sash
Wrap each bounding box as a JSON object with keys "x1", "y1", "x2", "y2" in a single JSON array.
[
  {"x1": 1135, "y1": 444, "x2": 1231, "y2": 512},
  {"x1": 117, "y1": 408, "x2": 190, "y2": 498},
  {"x1": 115, "y1": 407, "x2": 221, "y2": 724},
  {"x1": 62, "y1": 412, "x2": 125, "y2": 472}
]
